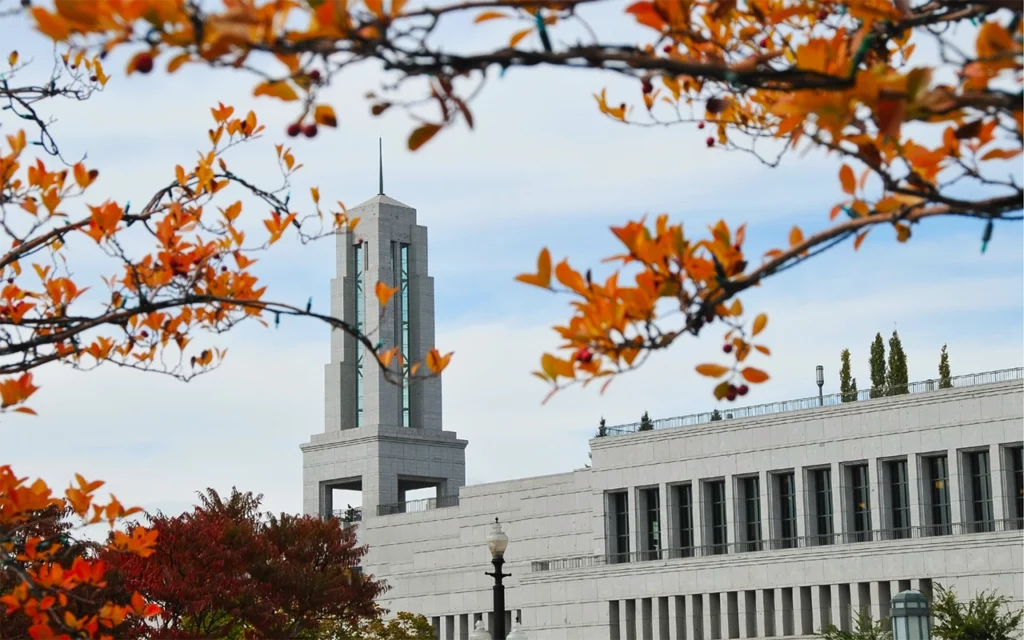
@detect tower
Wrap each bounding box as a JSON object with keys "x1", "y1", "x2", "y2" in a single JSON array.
[{"x1": 301, "y1": 151, "x2": 467, "y2": 519}]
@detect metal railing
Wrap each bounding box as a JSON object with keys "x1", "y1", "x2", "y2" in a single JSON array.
[
  {"x1": 530, "y1": 518, "x2": 1023, "y2": 572},
  {"x1": 376, "y1": 494, "x2": 460, "y2": 516},
  {"x1": 603, "y1": 367, "x2": 1023, "y2": 436},
  {"x1": 330, "y1": 507, "x2": 362, "y2": 527}
]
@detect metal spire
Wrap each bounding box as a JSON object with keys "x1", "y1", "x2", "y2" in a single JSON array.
[{"x1": 378, "y1": 137, "x2": 384, "y2": 196}]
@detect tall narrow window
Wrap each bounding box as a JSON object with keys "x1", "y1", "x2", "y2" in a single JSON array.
[
  {"x1": 964, "y1": 450, "x2": 993, "y2": 533},
  {"x1": 641, "y1": 487, "x2": 661, "y2": 560},
  {"x1": 849, "y1": 464, "x2": 872, "y2": 542},
  {"x1": 354, "y1": 242, "x2": 365, "y2": 428},
  {"x1": 675, "y1": 484, "x2": 694, "y2": 558},
  {"x1": 924, "y1": 455, "x2": 951, "y2": 536},
  {"x1": 809, "y1": 468, "x2": 833, "y2": 545},
  {"x1": 886, "y1": 460, "x2": 910, "y2": 540},
  {"x1": 399, "y1": 243, "x2": 411, "y2": 427},
  {"x1": 1008, "y1": 446, "x2": 1024, "y2": 530},
  {"x1": 706, "y1": 480, "x2": 728, "y2": 555},
  {"x1": 608, "y1": 491, "x2": 630, "y2": 564},
  {"x1": 776, "y1": 472, "x2": 797, "y2": 549},
  {"x1": 740, "y1": 476, "x2": 762, "y2": 552}
]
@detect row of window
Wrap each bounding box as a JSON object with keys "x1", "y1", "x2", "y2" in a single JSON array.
[{"x1": 606, "y1": 444, "x2": 1024, "y2": 561}]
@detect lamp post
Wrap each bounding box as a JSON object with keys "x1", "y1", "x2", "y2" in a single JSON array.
[
  {"x1": 816, "y1": 365, "x2": 824, "y2": 406},
  {"x1": 469, "y1": 620, "x2": 492, "y2": 640},
  {"x1": 891, "y1": 590, "x2": 932, "y2": 640},
  {"x1": 485, "y1": 518, "x2": 510, "y2": 640}
]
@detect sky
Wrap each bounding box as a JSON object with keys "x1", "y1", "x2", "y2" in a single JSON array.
[{"x1": 1, "y1": 3, "x2": 1022, "y2": 532}]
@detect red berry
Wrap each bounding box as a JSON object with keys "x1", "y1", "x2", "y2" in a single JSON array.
[
  {"x1": 221, "y1": 265, "x2": 228, "y2": 272},
  {"x1": 286, "y1": 123, "x2": 301, "y2": 137},
  {"x1": 309, "y1": 69, "x2": 322, "y2": 82},
  {"x1": 6, "y1": 278, "x2": 12, "y2": 284},
  {"x1": 619, "y1": 103, "x2": 627, "y2": 111},
  {"x1": 759, "y1": 38, "x2": 769, "y2": 47},
  {"x1": 817, "y1": 9, "x2": 828, "y2": 19},
  {"x1": 641, "y1": 79, "x2": 653, "y2": 94},
  {"x1": 698, "y1": 121, "x2": 705, "y2": 129},
  {"x1": 663, "y1": 44, "x2": 673, "y2": 54},
  {"x1": 738, "y1": 384, "x2": 749, "y2": 396},
  {"x1": 706, "y1": 136, "x2": 715, "y2": 147},
  {"x1": 140, "y1": 331, "x2": 149, "y2": 339},
  {"x1": 303, "y1": 123, "x2": 318, "y2": 138},
  {"x1": 89, "y1": 75, "x2": 98, "y2": 82},
  {"x1": 726, "y1": 387, "x2": 738, "y2": 401},
  {"x1": 723, "y1": 344, "x2": 733, "y2": 354},
  {"x1": 135, "y1": 54, "x2": 153, "y2": 74},
  {"x1": 576, "y1": 347, "x2": 594, "y2": 364}
]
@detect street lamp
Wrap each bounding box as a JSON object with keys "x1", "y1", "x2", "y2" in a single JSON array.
[
  {"x1": 469, "y1": 620, "x2": 492, "y2": 640},
  {"x1": 485, "y1": 518, "x2": 510, "y2": 640},
  {"x1": 506, "y1": 620, "x2": 529, "y2": 640},
  {"x1": 891, "y1": 590, "x2": 932, "y2": 640},
  {"x1": 816, "y1": 365, "x2": 824, "y2": 406}
]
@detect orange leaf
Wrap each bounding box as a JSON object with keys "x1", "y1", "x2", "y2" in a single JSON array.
[
  {"x1": 425, "y1": 348, "x2": 453, "y2": 374},
  {"x1": 741, "y1": 367, "x2": 770, "y2": 383},
  {"x1": 788, "y1": 226, "x2": 804, "y2": 248},
  {"x1": 375, "y1": 281, "x2": 398, "y2": 306},
  {"x1": 696, "y1": 363, "x2": 730, "y2": 378},
  {"x1": 314, "y1": 104, "x2": 338, "y2": 128},
  {"x1": 510, "y1": 28, "x2": 532, "y2": 48},
  {"x1": 31, "y1": 8, "x2": 71, "y2": 40},
  {"x1": 839, "y1": 164, "x2": 856, "y2": 195},
  {"x1": 754, "y1": 345, "x2": 771, "y2": 356},
  {"x1": 474, "y1": 11, "x2": 508, "y2": 22},
  {"x1": 853, "y1": 230, "x2": 869, "y2": 250},
  {"x1": 253, "y1": 81, "x2": 299, "y2": 102},
  {"x1": 408, "y1": 124, "x2": 440, "y2": 151},
  {"x1": 515, "y1": 248, "x2": 552, "y2": 289},
  {"x1": 625, "y1": 1, "x2": 667, "y2": 31},
  {"x1": 751, "y1": 313, "x2": 767, "y2": 337}
]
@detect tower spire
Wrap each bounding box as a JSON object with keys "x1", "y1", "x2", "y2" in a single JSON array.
[{"x1": 378, "y1": 137, "x2": 384, "y2": 196}]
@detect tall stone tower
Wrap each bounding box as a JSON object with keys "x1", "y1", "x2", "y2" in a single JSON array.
[{"x1": 301, "y1": 168, "x2": 467, "y2": 519}]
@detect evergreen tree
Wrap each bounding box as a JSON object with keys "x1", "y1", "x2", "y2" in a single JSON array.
[
  {"x1": 638, "y1": 411, "x2": 654, "y2": 431},
  {"x1": 839, "y1": 348, "x2": 858, "y2": 403},
  {"x1": 939, "y1": 344, "x2": 953, "y2": 389},
  {"x1": 886, "y1": 330, "x2": 909, "y2": 395},
  {"x1": 709, "y1": 409, "x2": 723, "y2": 421},
  {"x1": 869, "y1": 333, "x2": 887, "y2": 398},
  {"x1": 597, "y1": 417, "x2": 607, "y2": 437}
]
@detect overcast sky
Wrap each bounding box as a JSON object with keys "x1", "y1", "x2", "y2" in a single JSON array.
[{"x1": 2, "y1": 4, "x2": 1022, "y2": 528}]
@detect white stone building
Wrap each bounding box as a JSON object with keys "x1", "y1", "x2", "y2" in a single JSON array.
[{"x1": 301, "y1": 192, "x2": 1024, "y2": 640}]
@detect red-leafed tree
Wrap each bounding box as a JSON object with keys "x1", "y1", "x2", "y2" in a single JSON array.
[{"x1": 98, "y1": 488, "x2": 386, "y2": 640}]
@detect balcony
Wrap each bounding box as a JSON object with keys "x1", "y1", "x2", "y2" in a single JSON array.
[
  {"x1": 602, "y1": 367, "x2": 1023, "y2": 437},
  {"x1": 376, "y1": 494, "x2": 460, "y2": 516},
  {"x1": 529, "y1": 519, "x2": 1023, "y2": 572}
]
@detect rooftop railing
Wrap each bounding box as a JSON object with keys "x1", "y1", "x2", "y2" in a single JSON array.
[
  {"x1": 376, "y1": 494, "x2": 460, "y2": 517},
  {"x1": 603, "y1": 367, "x2": 1023, "y2": 437},
  {"x1": 530, "y1": 519, "x2": 1024, "y2": 573},
  {"x1": 331, "y1": 507, "x2": 362, "y2": 527}
]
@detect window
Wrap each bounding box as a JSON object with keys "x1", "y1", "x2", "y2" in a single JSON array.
[
  {"x1": 704, "y1": 480, "x2": 728, "y2": 555},
  {"x1": 1007, "y1": 446, "x2": 1024, "y2": 529},
  {"x1": 885, "y1": 460, "x2": 910, "y2": 540},
  {"x1": 641, "y1": 487, "x2": 661, "y2": 560},
  {"x1": 923, "y1": 455, "x2": 952, "y2": 536},
  {"x1": 963, "y1": 450, "x2": 993, "y2": 533},
  {"x1": 354, "y1": 242, "x2": 366, "y2": 428},
  {"x1": 775, "y1": 472, "x2": 797, "y2": 550},
  {"x1": 848, "y1": 464, "x2": 872, "y2": 542},
  {"x1": 398, "y1": 243, "x2": 411, "y2": 427},
  {"x1": 739, "y1": 476, "x2": 762, "y2": 552},
  {"x1": 608, "y1": 491, "x2": 630, "y2": 563},
  {"x1": 808, "y1": 468, "x2": 833, "y2": 545},
  {"x1": 673, "y1": 484, "x2": 694, "y2": 559}
]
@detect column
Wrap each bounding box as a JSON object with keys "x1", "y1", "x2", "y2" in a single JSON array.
[
  {"x1": 830, "y1": 462, "x2": 845, "y2": 543},
  {"x1": 742, "y1": 591, "x2": 758, "y2": 638},
  {"x1": 669, "y1": 595, "x2": 686, "y2": 640},
  {"x1": 799, "y1": 586, "x2": 813, "y2": 636},
  {"x1": 657, "y1": 597, "x2": 670, "y2": 640},
  {"x1": 851, "y1": 582, "x2": 871, "y2": 624},
  {"x1": 947, "y1": 448, "x2": 963, "y2": 526},
  {"x1": 628, "y1": 489, "x2": 640, "y2": 558},
  {"x1": 836, "y1": 583, "x2": 852, "y2": 633},
  {"x1": 642, "y1": 597, "x2": 653, "y2": 640},
  {"x1": 810, "y1": 585, "x2": 825, "y2": 633},
  {"x1": 692, "y1": 483, "x2": 705, "y2": 553},
  {"x1": 707, "y1": 593, "x2": 720, "y2": 640},
  {"x1": 760, "y1": 472, "x2": 774, "y2": 550},
  {"x1": 867, "y1": 461, "x2": 883, "y2": 542},
  {"x1": 660, "y1": 482, "x2": 672, "y2": 557},
  {"x1": 610, "y1": 600, "x2": 622, "y2": 640},
  {"x1": 725, "y1": 478, "x2": 738, "y2": 549},
  {"x1": 990, "y1": 444, "x2": 1006, "y2": 523},
  {"x1": 779, "y1": 588, "x2": 793, "y2": 637},
  {"x1": 726, "y1": 591, "x2": 740, "y2": 639},
  {"x1": 794, "y1": 469, "x2": 808, "y2": 539},
  {"x1": 624, "y1": 598, "x2": 638, "y2": 640},
  {"x1": 443, "y1": 615, "x2": 455, "y2": 640},
  {"x1": 907, "y1": 454, "x2": 923, "y2": 529}
]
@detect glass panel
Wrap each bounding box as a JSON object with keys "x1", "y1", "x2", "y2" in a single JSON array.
[
  {"x1": 851, "y1": 464, "x2": 872, "y2": 542},
  {"x1": 710, "y1": 481, "x2": 727, "y2": 555},
  {"x1": 779, "y1": 473, "x2": 797, "y2": 549},
  {"x1": 743, "y1": 477, "x2": 761, "y2": 552},
  {"x1": 812, "y1": 469, "x2": 833, "y2": 545},
  {"x1": 612, "y1": 492, "x2": 630, "y2": 563},
  {"x1": 644, "y1": 488, "x2": 660, "y2": 559},
  {"x1": 355, "y1": 242, "x2": 365, "y2": 428},
  {"x1": 400, "y1": 244, "x2": 411, "y2": 427},
  {"x1": 968, "y1": 451, "x2": 993, "y2": 533},
  {"x1": 888, "y1": 460, "x2": 910, "y2": 539},
  {"x1": 678, "y1": 485, "x2": 693, "y2": 558},
  {"x1": 926, "y1": 456, "x2": 951, "y2": 536},
  {"x1": 1011, "y1": 447, "x2": 1024, "y2": 528}
]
